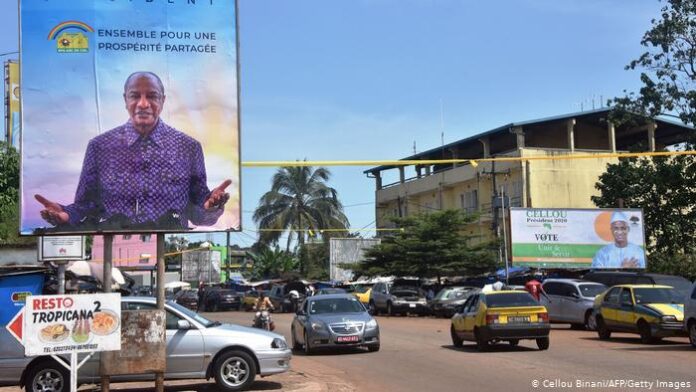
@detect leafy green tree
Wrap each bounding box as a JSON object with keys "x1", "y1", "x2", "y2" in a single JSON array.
[
  {"x1": 253, "y1": 165, "x2": 349, "y2": 272},
  {"x1": 0, "y1": 142, "x2": 32, "y2": 246},
  {"x1": 596, "y1": 1, "x2": 696, "y2": 277},
  {"x1": 351, "y1": 210, "x2": 498, "y2": 283},
  {"x1": 611, "y1": 0, "x2": 696, "y2": 126},
  {"x1": 247, "y1": 246, "x2": 298, "y2": 279}
]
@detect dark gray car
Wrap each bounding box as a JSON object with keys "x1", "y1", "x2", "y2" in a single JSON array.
[
  {"x1": 429, "y1": 287, "x2": 480, "y2": 318},
  {"x1": 291, "y1": 294, "x2": 380, "y2": 354}
]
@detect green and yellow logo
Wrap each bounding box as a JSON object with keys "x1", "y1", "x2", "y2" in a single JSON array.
[{"x1": 47, "y1": 21, "x2": 94, "y2": 53}]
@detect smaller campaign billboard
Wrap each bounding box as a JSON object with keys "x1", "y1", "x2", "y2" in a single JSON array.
[
  {"x1": 510, "y1": 208, "x2": 646, "y2": 269},
  {"x1": 23, "y1": 293, "x2": 121, "y2": 356}
]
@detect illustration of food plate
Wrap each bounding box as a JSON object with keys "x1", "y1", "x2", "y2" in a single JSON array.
[
  {"x1": 91, "y1": 310, "x2": 120, "y2": 336},
  {"x1": 39, "y1": 323, "x2": 71, "y2": 344}
]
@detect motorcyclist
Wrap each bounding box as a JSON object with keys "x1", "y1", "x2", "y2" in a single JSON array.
[{"x1": 253, "y1": 292, "x2": 275, "y2": 329}]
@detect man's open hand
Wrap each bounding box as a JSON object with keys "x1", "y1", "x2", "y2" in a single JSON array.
[
  {"x1": 35, "y1": 194, "x2": 69, "y2": 226},
  {"x1": 204, "y1": 179, "x2": 232, "y2": 210},
  {"x1": 621, "y1": 257, "x2": 639, "y2": 268}
]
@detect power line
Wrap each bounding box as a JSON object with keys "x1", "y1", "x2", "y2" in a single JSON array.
[
  {"x1": 241, "y1": 150, "x2": 696, "y2": 168},
  {"x1": 0, "y1": 51, "x2": 19, "y2": 57}
]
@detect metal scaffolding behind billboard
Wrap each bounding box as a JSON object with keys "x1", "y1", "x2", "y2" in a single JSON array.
[{"x1": 329, "y1": 238, "x2": 381, "y2": 282}]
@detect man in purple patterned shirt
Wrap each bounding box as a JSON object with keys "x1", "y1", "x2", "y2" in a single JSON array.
[{"x1": 35, "y1": 71, "x2": 231, "y2": 230}]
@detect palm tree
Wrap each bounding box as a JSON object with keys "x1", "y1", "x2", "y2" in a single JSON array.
[{"x1": 253, "y1": 166, "x2": 350, "y2": 257}]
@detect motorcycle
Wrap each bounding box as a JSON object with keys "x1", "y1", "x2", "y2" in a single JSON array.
[{"x1": 253, "y1": 310, "x2": 275, "y2": 331}]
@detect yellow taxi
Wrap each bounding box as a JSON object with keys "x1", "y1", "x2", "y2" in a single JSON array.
[
  {"x1": 450, "y1": 290, "x2": 550, "y2": 351},
  {"x1": 241, "y1": 290, "x2": 265, "y2": 311},
  {"x1": 593, "y1": 284, "x2": 686, "y2": 343},
  {"x1": 353, "y1": 286, "x2": 372, "y2": 306}
]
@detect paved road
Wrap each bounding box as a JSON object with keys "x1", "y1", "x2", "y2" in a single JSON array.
[
  {"x1": 245, "y1": 311, "x2": 694, "y2": 392},
  {"x1": 4, "y1": 310, "x2": 694, "y2": 391}
]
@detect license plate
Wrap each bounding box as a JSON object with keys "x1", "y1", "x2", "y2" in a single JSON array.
[
  {"x1": 409, "y1": 304, "x2": 416, "y2": 308},
  {"x1": 336, "y1": 335, "x2": 359, "y2": 342},
  {"x1": 508, "y1": 316, "x2": 530, "y2": 323}
]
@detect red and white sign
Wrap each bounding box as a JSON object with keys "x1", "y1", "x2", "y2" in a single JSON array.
[
  {"x1": 6, "y1": 310, "x2": 23, "y2": 344},
  {"x1": 23, "y1": 293, "x2": 121, "y2": 356}
]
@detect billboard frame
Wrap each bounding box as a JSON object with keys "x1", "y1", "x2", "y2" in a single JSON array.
[
  {"x1": 18, "y1": 0, "x2": 243, "y2": 236},
  {"x1": 508, "y1": 207, "x2": 647, "y2": 269}
]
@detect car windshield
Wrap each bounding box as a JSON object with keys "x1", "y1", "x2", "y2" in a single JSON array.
[
  {"x1": 633, "y1": 288, "x2": 680, "y2": 304},
  {"x1": 309, "y1": 298, "x2": 365, "y2": 314},
  {"x1": 180, "y1": 291, "x2": 197, "y2": 299},
  {"x1": 579, "y1": 284, "x2": 606, "y2": 298},
  {"x1": 486, "y1": 293, "x2": 538, "y2": 308},
  {"x1": 352, "y1": 285, "x2": 372, "y2": 294},
  {"x1": 167, "y1": 301, "x2": 217, "y2": 327}
]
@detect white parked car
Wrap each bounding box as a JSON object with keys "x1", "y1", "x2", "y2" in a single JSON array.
[
  {"x1": 684, "y1": 281, "x2": 696, "y2": 347},
  {"x1": 0, "y1": 297, "x2": 292, "y2": 392}
]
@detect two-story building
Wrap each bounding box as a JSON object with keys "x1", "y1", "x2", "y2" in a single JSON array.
[{"x1": 365, "y1": 108, "x2": 692, "y2": 242}]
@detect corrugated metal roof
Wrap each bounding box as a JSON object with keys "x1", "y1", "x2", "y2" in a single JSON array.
[{"x1": 364, "y1": 108, "x2": 693, "y2": 174}]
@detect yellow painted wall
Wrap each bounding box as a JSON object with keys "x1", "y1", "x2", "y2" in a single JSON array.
[{"x1": 522, "y1": 148, "x2": 619, "y2": 208}]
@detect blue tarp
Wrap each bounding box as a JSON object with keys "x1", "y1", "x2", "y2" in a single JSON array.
[
  {"x1": 496, "y1": 267, "x2": 529, "y2": 280},
  {"x1": 0, "y1": 272, "x2": 45, "y2": 324}
]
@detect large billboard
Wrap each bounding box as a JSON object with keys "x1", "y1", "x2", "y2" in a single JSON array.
[
  {"x1": 510, "y1": 208, "x2": 647, "y2": 269},
  {"x1": 19, "y1": 0, "x2": 241, "y2": 235}
]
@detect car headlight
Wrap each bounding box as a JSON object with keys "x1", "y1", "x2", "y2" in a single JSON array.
[
  {"x1": 661, "y1": 315, "x2": 678, "y2": 323},
  {"x1": 366, "y1": 319, "x2": 378, "y2": 330},
  {"x1": 393, "y1": 298, "x2": 404, "y2": 304},
  {"x1": 271, "y1": 338, "x2": 287, "y2": 349},
  {"x1": 311, "y1": 321, "x2": 326, "y2": 331}
]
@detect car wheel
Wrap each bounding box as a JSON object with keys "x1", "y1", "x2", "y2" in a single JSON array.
[
  {"x1": 596, "y1": 316, "x2": 611, "y2": 340},
  {"x1": 304, "y1": 331, "x2": 313, "y2": 355},
  {"x1": 291, "y1": 327, "x2": 302, "y2": 351},
  {"x1": 368, "y1": 344, "x2": 381, "y2": 352},
  {"x1": 689, "y1": 320, "x2": 696, "y2": 348},
  {"x1": 474, "y1": 328, "x2": 488, "y2": 352},
  {"x1": 509, "y1": 339, "x2": 519, "y2": 347},
  {"x1": 26, "y1": 360, "x2": 69, "y2": 392},
  {"x1": 369, "y1": 301, "x2": 378, "y2": 316},
  {"x1": 585, "y1": 310, "x2": 596, "y2": 331},
  {"x1": 638, "y1": 320, "x2": 654, "y2": 344},
  {"x1": 213, "y1": 350, "x2": 256, "y2": 392},
  {"x1": 536, "y1": 337, "x2": 550, "y2": 350},
  {"x1": 450, "y1": 325, "x2": 463, "y2": 347}
]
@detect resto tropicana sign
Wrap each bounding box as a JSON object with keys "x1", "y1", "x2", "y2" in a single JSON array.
[{"x1": 23, "y1": 293, "x2": 121, "y2": 356}]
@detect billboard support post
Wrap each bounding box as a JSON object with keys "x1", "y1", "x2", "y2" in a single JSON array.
[
  {"x1": 156, "y1": 233, "x2": 166, "y2": 392},
  {"x1": 55, "y1": 260, "x2": 67, "y2": 294},
  {"x1": 101, "y1": 234, "x2": 113, "y2": 392},
  {"x1": 500, "y1": 186, "x2": 509, "y2": 285}
]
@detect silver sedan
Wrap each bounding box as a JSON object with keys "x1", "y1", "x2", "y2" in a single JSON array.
[
  {"x1": 0, "y1": 297, "x2": 292, "y2": 392},
  {"x1": 291, "y1": 294, "x2": 380, "y2": 354}
]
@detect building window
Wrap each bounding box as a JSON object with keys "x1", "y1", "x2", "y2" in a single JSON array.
[
  {"x1": 122, "y1": 235, "x2": 131, "y2": 240},
  {"x1": 140, "y1": 234, "x2": 151, "y2": 242},
  {"x1": 139, "y1": 257, "x2": 150, "y2": 264},
  {"x1": 461, "y1": 190, "x2": 478, "y2": 214}
]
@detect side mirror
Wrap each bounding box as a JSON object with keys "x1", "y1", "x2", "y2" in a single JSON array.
[
  {"x1": 570, "y1": 292, "x2": 580, "y2": 299},
  {"x1": 177, "y1": 320, "x2": 192, "y2": 330},
  {"x1": 296, "y1": 309, "x2": 305, "y2": 316}
]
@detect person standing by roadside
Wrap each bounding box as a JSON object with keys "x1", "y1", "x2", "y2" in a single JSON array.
[{"x1": 197, "y1": 282, "x2": 206, "y2": 312}]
